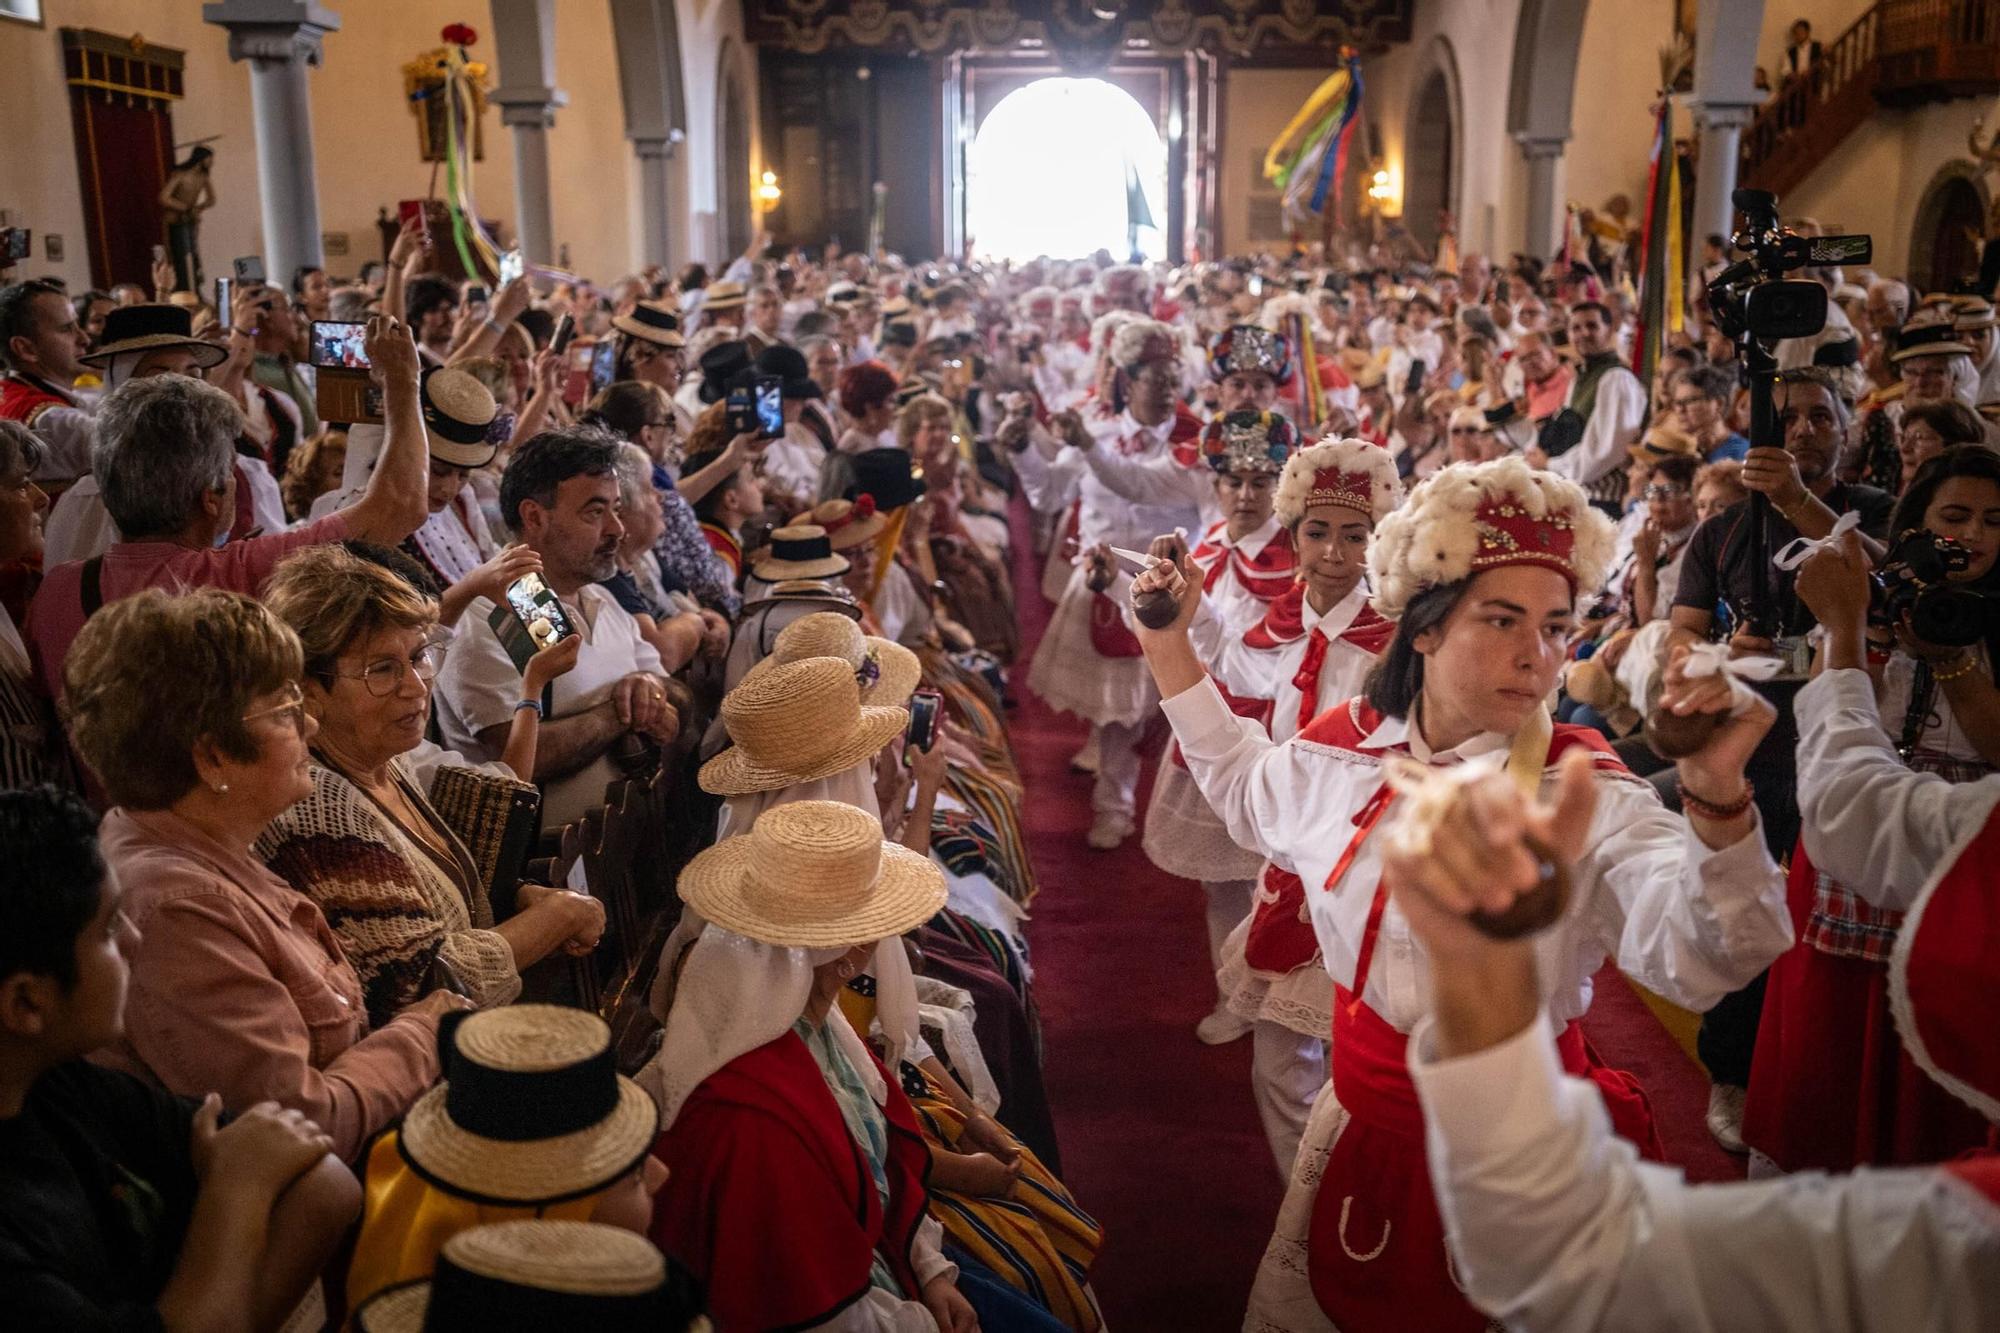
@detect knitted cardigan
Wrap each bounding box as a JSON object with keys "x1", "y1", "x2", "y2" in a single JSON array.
[{"x1": 258, "y1": 757, "x2": 521, "y2": 1027}]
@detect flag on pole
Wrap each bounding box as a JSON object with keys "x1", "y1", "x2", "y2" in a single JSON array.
[
  {"x1": 1633, "y1": 100, "x2": 1686, "y2": 381},
  {"x1": 1124, "y1": 158, "x2": 1155, "y2": 260}
]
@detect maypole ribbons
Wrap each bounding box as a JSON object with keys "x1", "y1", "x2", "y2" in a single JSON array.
[
  {"x1": 1633, "y1": 98, "x2": 1686, "y2": 381},
  {"x1": 1262, "y1": 51, "x2": 1365, "y2": 225}
]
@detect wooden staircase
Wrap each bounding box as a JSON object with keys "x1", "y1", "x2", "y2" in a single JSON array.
[{"x1": 1739, "y1": 0, "x2": 2000, "y2": 198}]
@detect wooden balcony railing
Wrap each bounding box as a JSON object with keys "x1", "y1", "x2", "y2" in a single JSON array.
[{"x1": 1740, "y1": 0, "x2": 2000, "y2": 197}]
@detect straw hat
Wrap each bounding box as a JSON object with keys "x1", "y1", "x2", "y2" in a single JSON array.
[
  {"x1": 702, "y1": 280, "x2": 748, "y2": 312},
  {"x1": 421, "y1": 367, "x2": 500, "y2": 468},
  {"x1": 678, "y1": 799, "x2": 946, "y2": 949},
  {"x1": 397, "y1": 1005, "x2": 658, "y2": 1207},
  {"x1": 750, "y1": 610, "x2": 921, "y2": 708},
  {"x1": 610, "y1": 299, "x2": 686, "y2": 349},
  {"x1": 1628, "y1": 422, "x2": 1700, "y2": 464},
  {"x1": 700, "y1": 656, "x2": 908, "y2": 796},
  {"x1": 1891, "y1": 314, "x2": 1973, "y2": 363},
  {"x1": 354, "y1": 1220, "x2": 705, "y2": 1332},
  {"x1": 751, "y1": 525, "x2": 850, "y2": 581},
  {"x1": 805, "y1": 496, "x2": 888, "y2": 551}
]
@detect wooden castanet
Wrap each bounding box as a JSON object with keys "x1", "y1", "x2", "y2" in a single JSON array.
[{"x1": 1466, "y1": 835, "x2": 1571, "y2": 939}]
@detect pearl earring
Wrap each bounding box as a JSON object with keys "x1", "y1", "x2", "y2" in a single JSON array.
[
  {"x1": 837, "y1": 960, "x2": 857, "y2": 980},
  {"x1": 213, "y1": 782, "x2": 230, "y2": 794}
]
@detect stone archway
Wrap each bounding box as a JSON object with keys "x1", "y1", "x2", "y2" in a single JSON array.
[
  {"x1": 1403, "y1": 44, "x2": 1459, "y2": 256},
  {"x1": 1911, "y1": 166, "x2": 1990, "y2": 295},
  {"x1": 717, "y1": 47, "x2": 753, "y2": 258},
  {"x1": 1506, "y1": 0, "x2": 1589, "y2": 257}
]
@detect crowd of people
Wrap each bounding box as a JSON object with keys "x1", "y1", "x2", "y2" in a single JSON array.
[{"x1": 0, "y1": 179, "x2": 1997, "y2": 1330}]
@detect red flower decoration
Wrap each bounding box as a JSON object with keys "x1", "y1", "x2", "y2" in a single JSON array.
[
  {"x1": 851, "y1": 494, "x2": 877, "y2": 519},
  {"x1": 441, "y1": 22, "x2": 477, "y2": 46}
]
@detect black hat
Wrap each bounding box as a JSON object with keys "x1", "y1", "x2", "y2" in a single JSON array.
[
  {"x1": 697, "y1": 341, "x2": 755, "y2": 404},
  {"x1": 847, "y1": 448, "x2": 927, "y2": 512},
  {"x1": 754, "y1": 345, "x2": 823, "y2": 401},
  {"x1": 880, "y1": 320, "x2": 919, "y2": 349},
  {"x1": 80, "y1": 304, "x2": 227, "y2": 370},
  {"x1": 1813, "y1": 337, "x2": 1862, "y2": 369}
]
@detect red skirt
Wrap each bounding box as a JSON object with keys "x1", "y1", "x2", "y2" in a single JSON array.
[
  {"x1": 1742, "y1": 842, "x2": 1992, "y2": 1173},
  {"x1": 1305, "y1": 989, "x2": 1663, "y2": 1332}
]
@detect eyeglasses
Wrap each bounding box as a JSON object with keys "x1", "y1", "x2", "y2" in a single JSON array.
[
  {"x1": 1449, "y1": 426, "x2": 1484, "y2": 436},
  {"x1": 1671, "y1": 396, "x2": 1708, "y2": 410},
  {"x1": 1644, "y1": 484, "x2": 1691, "y2": 500},
  {"x1": 327, "y1": 636, "x2": 448, "y2": 697},
  {"x1": 242, "y1": 684, "x2": 309, "y2": 738}
]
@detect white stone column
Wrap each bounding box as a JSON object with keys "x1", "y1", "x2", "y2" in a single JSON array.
[
  {"x1": 201, "y1": 0, "x2": 339, "y2": 286},
  {"x1": 1515, "y1": 134, "x2": 1567, "y2": 261},
  {"x1": 1690, "y1": 102, "x2": 1756, "y2": 249},
  {"x1": 633, "y1": 136, "x2": 677, "y2": 267},
  {"x1": 489, "y1": 0, "x2": 567, "y2": 270}
]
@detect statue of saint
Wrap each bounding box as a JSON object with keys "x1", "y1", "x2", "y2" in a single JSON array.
[{"x1": 159, "y1": 145, "x2": 215, "y2": 296}]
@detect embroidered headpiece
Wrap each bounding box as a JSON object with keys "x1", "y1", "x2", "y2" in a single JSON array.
[
  {"x1": 1367, "y1": 456, "x2": 1616, "y2": 620},
  {"x1": 1274, "y1": 437, "x2": 1403, "y2": 528},
  {"x1": 1111, "y1": 318, "x2": 1181, "y2": 372},
  {"x1": 1200, "y1": 409, "x2": 1297, "y2": 476},
  {"x1": 1208, "y1": 324, "x2": 1293, "y2": 385}
]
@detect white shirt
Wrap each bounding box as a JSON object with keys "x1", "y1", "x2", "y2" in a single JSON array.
[
  {"x1": 434, "y1": 583, "x2": 666, "y2": 829},
  {"x1": 1012, "y1": 409, "x2": 1201, "y2": 552},
  {"x1": 760, "y1": 422, "x2": 827, "y2": 512},
  {"x1": 1159, "y1": 679, "x2": 1790, "y2": 1026},
  {"x1": 1795, "y1": 667, "x2": 2000, "y2": 910},
  {"x1": 1552, "y1": 361, "x2": 1647, "y2": 487},
  {"x1": 1187, "y1": 513, "x2": 1288, "y2": 634},
  {"x1": 1194, "y1": 582, "x2": 1377, "y2": 744},
  {"x1": 1030, "y1": 339, "x2": 1093, "y2": 411},
  {"x1": 1411, "y1": 1010, "x2": 2000, "y2": 1333}
]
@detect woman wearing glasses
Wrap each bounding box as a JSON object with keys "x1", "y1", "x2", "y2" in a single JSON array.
[
  {"x1": 258, "y1": 545, "x2": 603, "y2": 1028},
  {"x1": 65, "y1": 587, "x2": 472, "y2": 1162}
]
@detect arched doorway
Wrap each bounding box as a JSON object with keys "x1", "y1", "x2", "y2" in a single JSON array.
[
  {"x1": 717, "y1": 56, "x2": 753, "y2": 258},
  {"x1": 1911, "y1": 172, "x2": 1987, "y2": 295},
  {"x1": 967, "y1": 78, "x2": 1167, "y2": 262},
  {"x1": 1404, "y1": 68, "x2": 1456, "y2": 256}
]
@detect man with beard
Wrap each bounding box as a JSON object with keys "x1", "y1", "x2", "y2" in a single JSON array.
[
  {"x1": 435, "y1": 428, "x2": 680, "y2": 828},
  {"x1": 1664, "y1": 367, "x2": 1893, "y2": 1154}
]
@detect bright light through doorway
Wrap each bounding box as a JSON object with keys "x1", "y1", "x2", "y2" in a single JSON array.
[{"x1": 968, "y1": 78, "x2": 1167, "y2": 264}]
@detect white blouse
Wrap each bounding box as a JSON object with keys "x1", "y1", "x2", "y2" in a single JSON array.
[{"x1": 1160, "y1": 679, "x2": 1791, "y2": 1029}]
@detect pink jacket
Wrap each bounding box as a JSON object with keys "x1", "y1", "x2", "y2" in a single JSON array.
[{"x1": 94, "y1": 806, "x2": 439, "y2": 1161}]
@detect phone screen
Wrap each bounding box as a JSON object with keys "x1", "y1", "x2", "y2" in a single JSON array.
[
  {"x1": 550, "y1": 313, "x2": 576, "y2": 355},
  {"x1": 464, "y1": 285, "x2": 489, "y2": 306},
  {"x1": 726, "y1": 386, "x2": 755, "y2": 436},
  {"x1": 504, "y1": 572, "x2": 576, "y2": 651},
  {"x1": 233, "y1": 255, "x2": 266, "y2": 284},
  {"x1": 309, "y1": 321, "x2": 371, "y2": 370},
  {"x1": 498, "y1": 250, "x2": 525, "y2": 285},
  {"x1": 754, "y1": 375, "x2": 784, "y2": 439},
  {"x1": 589, "y1": 339, "x2": 617, "y2": 393},
  {"x1": 904, "y1": 688, "x2": 943, "y2": 758}
]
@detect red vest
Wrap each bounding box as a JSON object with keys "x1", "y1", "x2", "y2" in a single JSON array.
[
  {"x1": 0, "y1": 374, "x2": 70, "y2": 426},
  {"x1": 650, "y1": 1032, "x2": 934, "y2": 1331}
]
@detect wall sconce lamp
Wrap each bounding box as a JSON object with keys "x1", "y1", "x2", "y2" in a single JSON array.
[
  {"x1": 1366, "y1": 165, "x2": 1402, "y2": 217},
  {"x1": 757, "y1": 169, "x2": 783, "y2": 209}
]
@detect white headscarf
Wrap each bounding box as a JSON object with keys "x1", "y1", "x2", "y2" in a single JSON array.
[
  {"x1": 639, "y1": 924, "x2": 920, "y2": 1131},
  {"x1": 713, "y1": 759, "x2": 880, "y2": 840}
]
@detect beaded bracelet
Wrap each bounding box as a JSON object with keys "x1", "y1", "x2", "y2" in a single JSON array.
[
  {"x1": 1932, "y1": 654, "x2": 1979, "y2": 684},
  {"x1": 1679, "y1": 779, "x2": 1755, "y2": 822}
]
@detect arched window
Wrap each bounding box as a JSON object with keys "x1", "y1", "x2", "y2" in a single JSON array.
[{"x1": 968, "y1": 77, "x2": 1167, "y2": 262}]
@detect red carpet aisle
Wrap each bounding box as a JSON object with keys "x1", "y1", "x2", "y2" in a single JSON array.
[
  {"x1": 1000, "y1": 500, "x2": 1737, "y2": 1328},
  {"x1": 1006, "y1": 504, "x2": 1284, "y2": 1329}
]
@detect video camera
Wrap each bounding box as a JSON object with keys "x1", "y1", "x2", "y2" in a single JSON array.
[
  {"x1": 1703, "y1": 189, "x2": 1873, "y2": 640},
  {"x1": 1706, "y1": 188, "x2": 1872, "y2": 342},
  {"x1": 1872, "y1": 528, "x2": 1994, "y2": 648}
]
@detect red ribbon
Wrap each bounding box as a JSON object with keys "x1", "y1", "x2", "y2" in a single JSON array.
[{"x1": 1292, "y1": 627, "x2": 1329, "y2": 735}]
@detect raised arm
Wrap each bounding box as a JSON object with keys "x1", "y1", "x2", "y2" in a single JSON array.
[{"x1": 335, "y1": 316, "x2": 429, "y2": 544}]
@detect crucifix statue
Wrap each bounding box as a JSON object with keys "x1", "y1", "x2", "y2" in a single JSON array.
[{"x1": 159, "y1": 142, "x2": 216, "y2": 296}]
